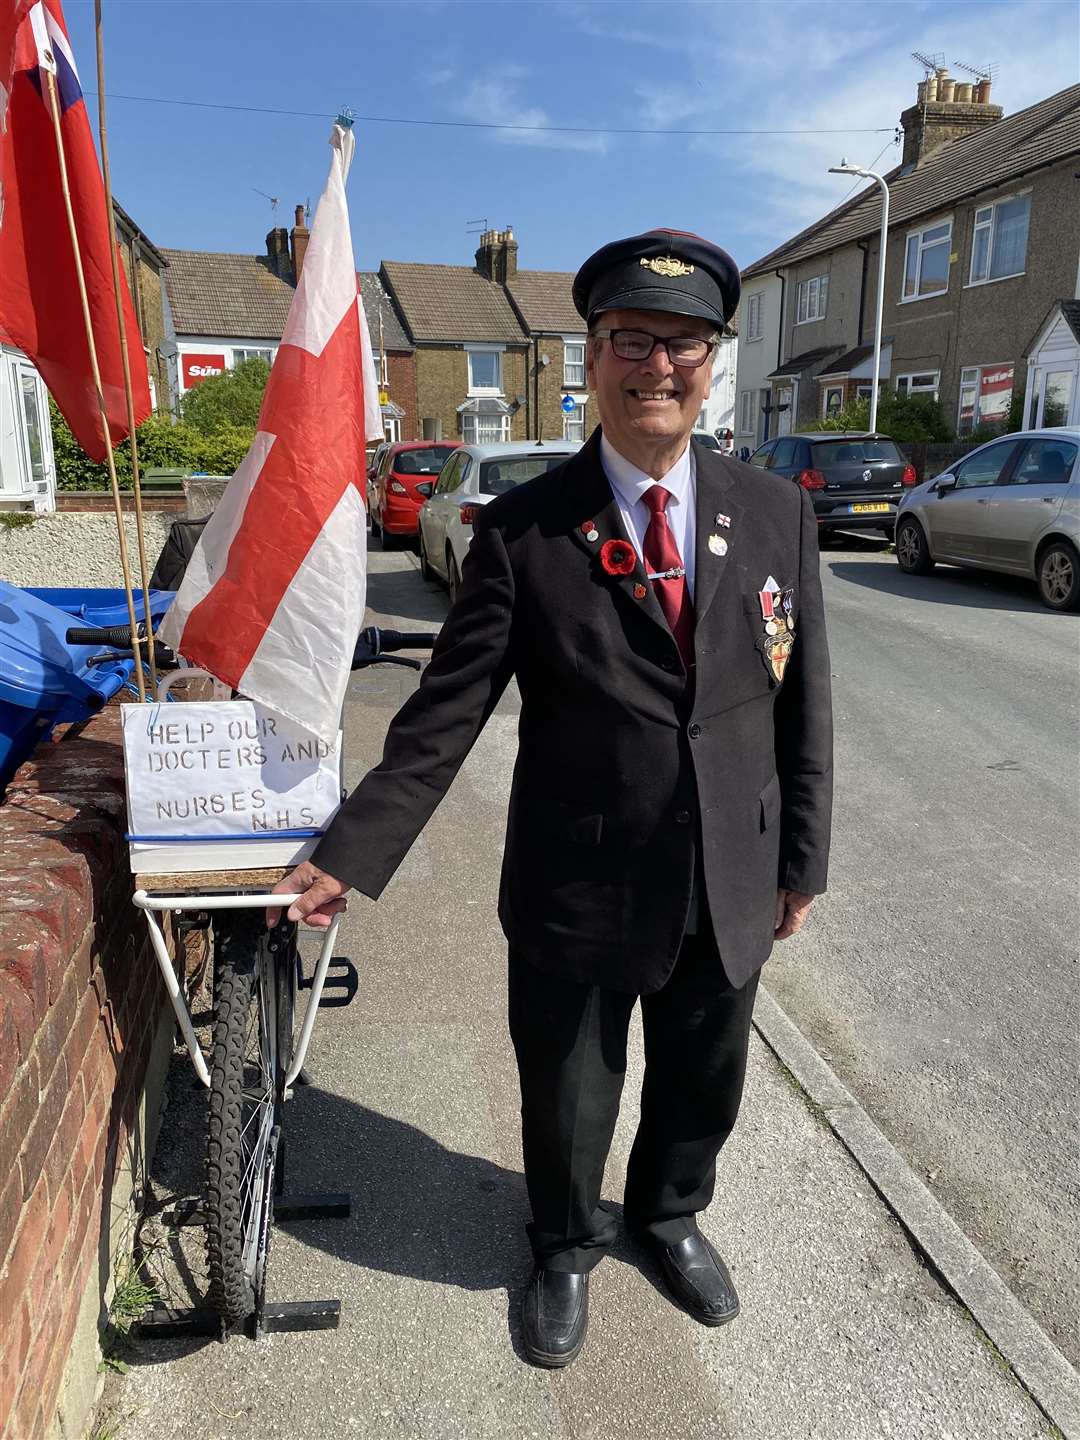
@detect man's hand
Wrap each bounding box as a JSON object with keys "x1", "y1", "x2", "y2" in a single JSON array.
[
  {"x1": 268, "y1": 861, "x2": 348, "y2": 929},
  {"x1": 774, "y1": 888, "x2": 814, "y2": 940}
]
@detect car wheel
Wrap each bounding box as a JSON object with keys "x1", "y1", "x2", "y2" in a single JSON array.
[
  {"x1": 1036, "y1": 539, "x2": 1080, "y2": 612},
  {"x1": 447, "y1": 550, "x2": 462, "y2": 605},
  {"x1": 418, "y1": 528, "x2": 433, "y2": 582},
  {"x1": 895, "y1": 517, "x2": 934, "y2": 575}
]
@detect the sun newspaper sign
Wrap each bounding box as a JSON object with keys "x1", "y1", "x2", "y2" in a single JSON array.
[{"x1": 121, "y1": 700, "x2": 342, "y2": 874}]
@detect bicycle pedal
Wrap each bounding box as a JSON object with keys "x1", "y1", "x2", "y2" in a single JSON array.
[{"x1": 299, "y1": 957, "x2": 358, "y2": 1007}]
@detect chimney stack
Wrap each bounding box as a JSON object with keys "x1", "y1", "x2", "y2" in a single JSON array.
[
  {"x1": 900, "y1": 67, "x2": 1003, "y2": 168},
  {"x1": 266, "y1": 225, "x2": 291, "y2": 280},
  {"x1": 290, "y1": 203, "x2": 310, "y2": 283},
  {"x1": 474, "y1": 227, "x2": 519, "y2": 283}
]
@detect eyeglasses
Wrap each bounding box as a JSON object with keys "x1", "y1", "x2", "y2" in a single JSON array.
[{"x1": 590, "y1": 328, "x2": 717, "y2": 368}]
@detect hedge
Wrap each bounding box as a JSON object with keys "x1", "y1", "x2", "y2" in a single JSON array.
[{"x1": 50, "y1": 401, "x2": 254, "y2": 491}]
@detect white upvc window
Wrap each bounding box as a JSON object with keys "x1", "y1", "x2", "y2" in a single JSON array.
[
  {"x1": 737, "y1": 389, "x2": 754, "y2": 434},
  {"x1": 957, "y1": 363, "x2": 1015, "y2": 435},
  {"x1": 232, "y1": 346, "x2": 274, "y2": 366},
  {"x1": 822, "y1": 385, "x2": 844, "y2": 417},
  {"x1": 563, "y1": 340, "x2": 586, "y2": 387},
  {"x1": 378, "y1": 352, "x2": 389, "y2": 386},
  {"x1": 563, "y1": 398, "x2": 587, "y2": 443},
  {"x1": 745, "y1": 292, "x2": 763, "y2": 341},
  {"x1": 901, "y1": 218, "x2": 952, "y2": 301},
  {"x1": 462, "y1": 411, "x2": 510, "y2": 445},
  {"x1": 466, "y1": 345, "x2": 503, "y2": 395},
  {"x1": 968, "y1": 192, "x2": 1031, "y2": 286},
  {"x1": 795, "y1": 275, "x2": 828, "y2": 324},
  {"x1": 383, "y1": 416, "x2": 401, "y2": 443},
  {"x1": 895, "y1": 371, "x2": 941, "y2": 400}
]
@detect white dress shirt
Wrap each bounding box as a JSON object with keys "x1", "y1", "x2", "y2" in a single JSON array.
[{"x1": 599, "y1": 435, "x2": 697, "y2": 600}]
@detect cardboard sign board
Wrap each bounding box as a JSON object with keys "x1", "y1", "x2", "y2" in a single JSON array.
[{"x1": 122, "y1": 700, "x2": 342, "y2": 874}]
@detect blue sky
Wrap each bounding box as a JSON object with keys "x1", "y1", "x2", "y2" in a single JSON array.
[{"x1": 65, "y1": 0, "x2": 1078, "y2": 275}]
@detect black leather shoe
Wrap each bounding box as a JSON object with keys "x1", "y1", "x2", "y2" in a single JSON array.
[
  {"x1": 521, "y1": 1268, "x2": 589, "y2": 1367},
  {"x1": 652, "y1": 1231, "x2": 739, "y2": 1326}
]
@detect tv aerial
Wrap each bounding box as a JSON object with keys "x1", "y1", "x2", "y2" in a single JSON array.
[
  {"x1": 252, "y1": 188, "x2": 279, "y2": 212},
  {"x1": 911, "y1": 50, "x2": 946, "y2": 76},
  {"x1": 953, "y1": 58, "x2": 997, "y2": 84},
  {"x1": 466, "y1": 217, "x2": 489, "y2": 234}
]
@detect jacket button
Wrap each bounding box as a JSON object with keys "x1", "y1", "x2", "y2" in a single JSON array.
[
  {"x1": 674, "y1": 809, "x2": 691, "y2": 825},
  {"x1": 688, "y1": 723, "x2": 702, "y2": 739}
]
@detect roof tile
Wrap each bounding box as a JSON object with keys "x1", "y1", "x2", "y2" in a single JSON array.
[
  {"x1": 506, "y1": 271, "x2": 582, "y2": 333},
  {"x1": 383, "y1": 261, "x2": 527, "y2": 343}
]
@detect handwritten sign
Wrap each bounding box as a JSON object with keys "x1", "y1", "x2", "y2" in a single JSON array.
[{"x1": 121, "y1": 700, "x2": 342, "y2": 874}]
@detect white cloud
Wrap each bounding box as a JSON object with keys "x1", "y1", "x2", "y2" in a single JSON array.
[{"x1": 454, "y1": 68, "x2": 608, "y2": 153}]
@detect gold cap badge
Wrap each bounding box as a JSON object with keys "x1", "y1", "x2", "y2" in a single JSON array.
[{"x1": 640, "y1": 255, "x2": 695, "y2": 278}]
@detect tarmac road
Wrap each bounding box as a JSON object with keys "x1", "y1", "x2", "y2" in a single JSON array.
[{"x1": 765, "y1": 535, "x2": 1080, "y2": 1366}]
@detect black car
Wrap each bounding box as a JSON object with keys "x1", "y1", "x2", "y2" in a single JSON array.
[{"x1": 748, "y1": 431, "x2": 917, "y2": 532}]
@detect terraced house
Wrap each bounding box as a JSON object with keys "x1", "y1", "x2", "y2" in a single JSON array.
[
  {"x1": 378, "y1": 228, "x2": 590, "y2": 445},
  {"x1": 736, "y1": 78, "x2": 1080, "y2": 447}
]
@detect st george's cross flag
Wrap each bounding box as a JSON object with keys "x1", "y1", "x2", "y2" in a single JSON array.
[
  {"x1": 159, "y1": 122, "x2": 383, "y2": 743},
  {"x1": 0, "y1": 0, "x2": 150, "y2": 460}
]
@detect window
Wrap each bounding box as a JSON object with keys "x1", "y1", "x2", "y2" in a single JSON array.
[
  {"x1": 953, "y1": 440, "x2": 1020, "y2": 488},
  {"x1": 383, "y1": 417, "x2": 401, "y2": 443},
  {"x1": 823, "y1": 385, "x2": 844, "y2": 417},
  {"x1": 435, "y1": 454, "x2": 464, "y2": 494},
  {"x1": 143, "y1": 348, "x2": 157, "y2": 410},
  {"x1": 769, "y1": 438, "x2": 799, "y2": 469},
  {"x1": 378, "y1": 353, "x2": 389, "y2": 386},
  {"x1": 563, "y1": 399, "x2": 586, "y2": 443},
  {"x1": 811, "y1": 437, "x2": 904, "y2": 466},
  {"x1": 462, "y1": 412, "x2": 509, "y2": 444},
  {"x1": 958, "y1": 364, "x2": 1014, "y2": 435},
  {"x1": 795, "y1": 275, "x2": 828, "y2": 324},
  {"x1": 969, "y1": 194, "x2": 1030, "y2": 285},
  {"x1": 563, "y1": 341, "x2": 585, "y2": 387},
  {"x1": 696, "y1": 408, "x2": 708, "y2": 430},
  {"x1": 480, "y1": 455, "x2": 567, "y2": 495},
  {"x1": 467, "y1": 348, "x2": 501, "y2": 394},
  {"x1": 895, "y1": 372, "x2": 940, "y2": 400},
  {"x1": 738, "y1": 389, "x2": 754, "y2": 434},
  {"x1": 1008, "y1": 438, "x2": 1076, "y2": 486},
  {"x1": 232, "y1": 347, "x2": 274, "y2": 366},
  {"x1": 746, "y1": 292, "x2": 763, "y2": 342},
  {"x1": 902, "y1": 219, "x2": 952, "y2": 300},
  {"x1": 750, "y1": 441, "x2": 775, "y2": 468}
]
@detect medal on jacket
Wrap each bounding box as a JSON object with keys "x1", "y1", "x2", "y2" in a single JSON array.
[{"x1": 760, "y1": 586, "x2": 795, "y2": 680}]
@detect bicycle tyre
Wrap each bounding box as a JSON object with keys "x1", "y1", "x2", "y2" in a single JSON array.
[{"x1": 205, "y1": 910, "x2": 280, "y2": 1326}]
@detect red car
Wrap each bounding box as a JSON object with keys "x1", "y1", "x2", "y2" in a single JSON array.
[{"x1": 369, "y1": 441, "x2": 460, "y2": 545}]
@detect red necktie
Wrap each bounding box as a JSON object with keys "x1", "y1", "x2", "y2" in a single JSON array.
[{"x1": 641, "y1": 484, "x2": 694, "y2": 671}]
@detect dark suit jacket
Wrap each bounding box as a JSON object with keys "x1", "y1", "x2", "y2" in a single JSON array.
[{"x1": 313, "y1": 431, "x2": 833, "y2": 993}]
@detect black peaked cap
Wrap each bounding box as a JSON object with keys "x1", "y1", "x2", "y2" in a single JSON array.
[{"x1": 573, "y1": 229, "x2": 740, "y2": 329}]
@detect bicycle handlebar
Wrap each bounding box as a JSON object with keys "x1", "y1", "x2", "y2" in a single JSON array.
[
  {"x1": 362, "y1": 626, "x2": 438, "y2": 653},
  {"x1": 66, "y1": 622, "x2": 150, "y2": 647}
]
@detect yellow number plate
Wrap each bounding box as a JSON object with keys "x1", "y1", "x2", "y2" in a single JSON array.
[{"x1": 850, "y1": 503, "x2": 891, "y2": 514}]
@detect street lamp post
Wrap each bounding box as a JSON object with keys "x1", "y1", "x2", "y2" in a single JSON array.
[{"x1": 828, "y1": 159, "x2": 890, "y2": 432}]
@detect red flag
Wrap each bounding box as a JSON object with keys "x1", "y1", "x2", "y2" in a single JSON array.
[
  {"x1": 0, "y1": 0, "x2": 150, "y2": 461},
  {"x1": 159, "y1": 122, "x2": 383, "y2": 741}
]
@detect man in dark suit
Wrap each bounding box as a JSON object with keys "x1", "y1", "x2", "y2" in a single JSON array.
[{"x1": 273, "y1": 230, "x2": 833, "y2": 1368}]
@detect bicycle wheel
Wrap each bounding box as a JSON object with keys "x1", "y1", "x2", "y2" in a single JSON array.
[{"x1": 205, "y1": 910, "x2": 285, "y2": 1326}]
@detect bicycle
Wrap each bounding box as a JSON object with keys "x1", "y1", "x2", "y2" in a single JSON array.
[{"x1": 67, "y1": 621, "x2": 438, "y2": 1337}]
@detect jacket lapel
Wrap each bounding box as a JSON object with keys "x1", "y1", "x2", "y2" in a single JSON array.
[
  {"x1": 562, "y1": 432, "x2": 671, "y2": 637},
  {"x1": 693, "y1": 449, "x2": 744, "y2": 629}
]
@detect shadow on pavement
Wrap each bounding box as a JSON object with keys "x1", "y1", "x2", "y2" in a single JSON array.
[
  {"x1": 366, "y1": 564, "x2": 450, "y2": 628},
  {"x1": 827, "y1": 556, "x2": 1057, "y2": 614}
]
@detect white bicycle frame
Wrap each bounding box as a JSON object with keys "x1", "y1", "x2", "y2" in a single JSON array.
[{"x1": 131, "y1": 665, "x2": 344, "y2": 1092}]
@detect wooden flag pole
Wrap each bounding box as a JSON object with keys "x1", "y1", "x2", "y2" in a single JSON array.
[
  {"x1": 43, "y1": 66, "x2": 146, "y2": 701},
  {"x1": 94, "y1": 0, "x2": 157, "y2": 686}
]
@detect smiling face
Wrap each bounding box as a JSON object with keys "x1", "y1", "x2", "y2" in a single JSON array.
[{"x1": 586, "y1": 307, "x2": 716, "y2": 475}]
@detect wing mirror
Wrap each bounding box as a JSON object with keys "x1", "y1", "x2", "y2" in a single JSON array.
[{"x1": 934, "y1": 474, "x2": 957, "y2": 494}]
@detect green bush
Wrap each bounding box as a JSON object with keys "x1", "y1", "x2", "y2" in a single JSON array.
[
  {"x1": 49, "y1": 400, "x2": 255, "y2": 490},
  {"x1": 806, "y1": 387, "x2": 953, "y2": 443},
  {"x1": 180, "y1": 357, "x2": 270, "y2": 435}
]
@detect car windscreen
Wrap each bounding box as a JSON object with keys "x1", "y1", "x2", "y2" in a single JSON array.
[
  {"x1": 811, "y1": 439, "x2": 903, "y2": 465},
  {"x1": 478, "y1": 455, "x2": 569, "y2": 495},
  {"x1": 394, "y1": 447, "x2": 457, "y2": 475},
  {"x1": 693, "y1": 434, "x2": 721, "y2": 450}
]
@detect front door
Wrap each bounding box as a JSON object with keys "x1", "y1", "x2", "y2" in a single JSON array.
[
  {"x1": 5, "y1": 357, "x2": 54, "y2": 508},
  {"x1": 1034, "y1": 366, "x2": 1078, "y2": 429}
]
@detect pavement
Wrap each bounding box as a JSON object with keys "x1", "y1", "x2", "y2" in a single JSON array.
[{"x1": 100, "y1": 539, "x2": 1075, "y2": 1440}]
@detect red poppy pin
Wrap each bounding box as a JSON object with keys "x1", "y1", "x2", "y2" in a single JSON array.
[{"x1": 599, "y1": 539, "x2": 636, "y2": 576}]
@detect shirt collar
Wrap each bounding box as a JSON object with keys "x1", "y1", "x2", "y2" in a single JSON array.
[{"x1": 600, "y1": 433, "x2": 695, "y2": 512}]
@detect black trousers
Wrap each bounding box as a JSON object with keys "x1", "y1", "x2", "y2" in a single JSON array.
[{"x1": 507, "y1": 928, "x2": 760, "y2": 1273}]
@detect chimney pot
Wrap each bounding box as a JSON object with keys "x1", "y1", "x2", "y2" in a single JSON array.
[
  {"x1": 295, "y1": 204, "x2": 305, "y2": 227},
  {"x1": 290, "y1": 203, "x2": 310, "y2": 284},
  {"x1": 954, "y1": 82, "x2": 972, "y2": 103},
  {"x1": 938, "y1": 76, "x2": 956, "y2": 102}
]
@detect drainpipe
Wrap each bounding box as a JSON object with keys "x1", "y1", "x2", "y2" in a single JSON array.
[
  {"x1": 771, "y1": 269, "x2": 786, "y2": 441},
  {"x1": 856, "y1": 238, "x2": 869, "y2": 346}
]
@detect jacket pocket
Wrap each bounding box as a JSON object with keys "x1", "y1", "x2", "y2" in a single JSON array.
[
  {"x1": 563, "y1": 809, "x2": 604, "y2": 846},
  {"x1": 759, "y1": 774, "x2": 781, "y2": 832}
]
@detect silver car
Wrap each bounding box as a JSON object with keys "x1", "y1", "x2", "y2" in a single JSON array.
[
  {"x1": 895, "y1": 427, "x2": 1080, "y2": 611},
  {"x1": 418, "y1": 440, "x2": 581, "y2": 601}
]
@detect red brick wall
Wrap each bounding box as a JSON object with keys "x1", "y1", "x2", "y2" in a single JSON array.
[
  {"x1": 0, "y1": 707, "x2": 176, "y2": 1440},
  {"x1": 384, "y1": 350, "x2": 418, "y2": 441}
]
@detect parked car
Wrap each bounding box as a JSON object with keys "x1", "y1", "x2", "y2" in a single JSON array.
[
  {"x1": 369, "y1": 441, "x2": 460, "y2": 545},
  {"x1": 418, "y1": 440, "x2": 581, "y2": 601},
  {"x1": 748, "y1": 431, "x2": 917, "y2": 533},
  {"x1": 692, "y1": 431, "x2": 723, "y2": 451},
  {"x1": 894, "y1": 427, "x2": 1080, "y2": 611}
]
